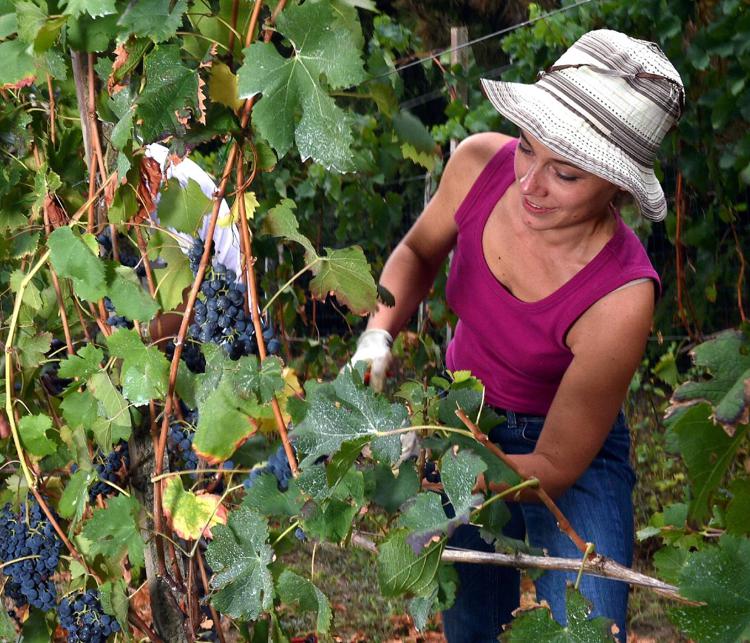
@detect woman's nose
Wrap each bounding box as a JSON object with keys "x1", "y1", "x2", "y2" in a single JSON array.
[{"x1": 518, "y1": 164, "x2": 542, "y2": 194}]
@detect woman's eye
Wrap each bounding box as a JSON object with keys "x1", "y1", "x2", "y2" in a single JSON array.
[
  {"x1": 556, "y1": 172, "x2": 578, "y2": 182},
  {"x1": 518, "y1": 144, "x2": 532, "y2": 155}
]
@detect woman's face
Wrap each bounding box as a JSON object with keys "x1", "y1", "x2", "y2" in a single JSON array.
[{"x1": 513, "y1": 129, "x2": 620, "y2": 231}]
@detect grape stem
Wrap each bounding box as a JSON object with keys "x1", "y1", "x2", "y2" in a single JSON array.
[{"x1": 272, "y1": 520, "x2": 301, "y2": 546}]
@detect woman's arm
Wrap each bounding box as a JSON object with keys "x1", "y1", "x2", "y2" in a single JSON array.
[
  {"x1": 486, "y1": 280, "x2": 655, "y2": 499},
  {"x1": 367, "y1": 132, "x2": 514, "y2": 337}
]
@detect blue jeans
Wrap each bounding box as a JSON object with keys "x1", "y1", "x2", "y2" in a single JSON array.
[{"x1": 442, "y1": 409, "x2": 635, "y2": 642}]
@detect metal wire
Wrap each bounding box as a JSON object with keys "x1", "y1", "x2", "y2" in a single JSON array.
[{"x1": 369, "y1": 0, "x2": 599, "y2": 81}]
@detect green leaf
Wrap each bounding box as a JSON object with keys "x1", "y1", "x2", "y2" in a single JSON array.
[
  {"x1": 0, "y1": 608, "x2": 16, "y2": 642},
  {"x1": 48, "y1": 227, "x2": 106, "y2": 302},
  {"x1": 99, "y1": 579, "x2": 129, "y2": 632},
  {"x1": 106, "y1": 328, "x2": 169, "y2": 404},
  {"x1": 21, "y1": 609, "x2": 49, "y2": 643},
  {"x1": 136, "y1": 44, "x2": 200, "y2": 141},
  {"x1": 18, "y1": 414, "x2": 56, "y2": 457},
  {"x1": 366, "y1": 460, "x2": 421, "y2": 513},
  {"x1": 150, "y1": 231, "x2": 194, "y2": 311},
  {"x1": 398, "y1": 492, "x2": 463, "y2": 553},
  {"x1": 87, "y1": 372, "x2": 132, "y2": 448},
  {"x1": 80, "y1": 495, "x2": 144, "y2": 571},
  {"x1": 58, "y1": 343, "x2": 103, "y2": 380},
  {"x1": 309, "y1": 246, "x2": 378, "y2": 315},
  {"x1": 60, "y1": 389, "x2": 99, "y2": 430},
  {"x1": 238, "y1": 1, "x2": 366, "y2": 171},
  {"x1": 409, "y1": 588, "x2": 438, "y2": 632},
  {"x1": 727, "y1": 478, "x2": 750, "y2": 535},
  {"x1": 665, "y1": 403, "x2": 749, "y2": 522},
  {"x1": 670, "y1": 535, "x2": 750, "y2": 643},
  {"x1": 501, "y1": 585, "x2": 616, "y2": 641},
  {"x1": 304, "y1": 497, "x2": 359, "y2": 542},
  {"x1": 377, "y1": 530, "x2": 443, "y2": 597},
  {"x1": 106, "y1": 264, "x2": 160, "y2": 322},
  {"x1": 440, "y1": 449, "x2": 486, "y2": 519},
  {"x1": 156, "y1": 177, "x2": 212, "y2": 234},
  {"x1": 67, "y1": 12, "x2": 118, "y2": 52},
  {"x1": 293, "y1": 367, "x2": 407, "y2": 467},
  {"x1": 276, "y1": 570, "x2": 332, "y2": 633},
  {"x1": 206, "y1": 507, "x2": 274, "y2": 621},
  {"x1": 161, "y1": 476, "x2": 227, "y2": 541},
  {"x1": 392, "y1": 110, "x2": 435, "y2": 154},
  {"x1": 0, "y1": 39, "x2": 36, "y2": 89},
  {"x1": 15, "y1": 329, "x2": 52, "y2": 370},
  {"x1": 59, "y1": 467, "x2": 94, "y2": 524},
  {"x1": 62, "y1": 0, "x2": 116, "y2": 18},
  {"x1": 671, "y1": 330, "x2": 750, "y2": 431},
  {"x1": 117, "y1": 0, "x2": 187, "y2": 43},
  {"x1": 242, "y1": 474, "x2": 304, "y2": 518},
  {"x1": 261, "y1": 198, "x2": 317, "y2": 262}
]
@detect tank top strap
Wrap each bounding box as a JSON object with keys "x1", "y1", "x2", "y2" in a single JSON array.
[{"x1": 454, "y1": 138, "x2": 518, "y2": 228}]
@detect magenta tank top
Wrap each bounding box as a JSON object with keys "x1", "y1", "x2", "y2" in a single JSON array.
[{"x1": 445, "y1": 139, "x2": 660, "y2": 415}]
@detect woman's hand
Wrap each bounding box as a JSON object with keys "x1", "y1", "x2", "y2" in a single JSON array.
[{"x1": 348, "y1": 328, "x2": 393, "y2": 392}]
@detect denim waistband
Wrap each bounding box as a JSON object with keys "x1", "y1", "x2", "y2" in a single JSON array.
[{"x1": 489, "y1": 406, "x2": 546, "y2": 429}]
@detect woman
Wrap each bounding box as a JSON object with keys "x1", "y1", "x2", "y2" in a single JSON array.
[{"x1": 351, "y1": 30, "x2": 685, "y2": 641}]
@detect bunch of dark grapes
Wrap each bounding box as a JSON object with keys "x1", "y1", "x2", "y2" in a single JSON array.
[
  {"x1": 89, "y1": 442, "x2": 130, "y2": 501},
  {"x1": 243, "y1": 445, "x2": 293, "y2": 492},
  {"x1": 168, "y1": 410, "x2": 199, "y2": 474},
  {"x1": 164, "y1": 338, "x2": 206, "y2": 374},
  {"x1": 40, "y1": 338, "x2": 73, "y2": 397},
  {"x1": 103, "y1": 297, "x2": 132, "y2": 330},
  {"x1": 96, "y1": 228, "x2": 146, "y2": 278},
  {"x1": 57, "y1": 589, "x2": 120, "y2": 642},
  {"x1": 187, "y1": 237, "x2": 280, "y2": 359},
  {"x1": 0, "y1": 500, "x2": 61, "y2": 611}
]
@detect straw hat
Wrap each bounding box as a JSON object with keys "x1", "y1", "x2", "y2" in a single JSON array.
[{"x1": 481, "y1": 29, "x2": 685, "y2": 221}]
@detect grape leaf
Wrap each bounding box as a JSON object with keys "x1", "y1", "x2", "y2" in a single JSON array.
[
  {"x1": 304, "y1": 497, "x2": 359, "y2": 542},
  {"x1": 106, "y1": 328, "x2": 169, "y2": 405},
  {"x1": 398, "y1": 450, "x2": 485, "y2": 552},
  {"x1": 60, "y1": 389, "x2": 99, "y2": 430},
  {"x1": 260, "y1": 198, "x2": 317, "y2": 262},
  {"x1": 48, "y1": 227, "x2": 106, "y2": 302},
  {"x1": 392, "y1": 110, "x2": 436, "y2": 154},
  {"x1": 161, "y1": 477, "x2": 227, "y2": 541},
  {"x1": 67, "y1": 12, "x2": 119, "y2": 52},
  {"x1": 670, "y1": 535, "x2": 750, "y2": 643},
  {"x1": 242, "y1": 474, "x2": 304, "y2": 517},
  {"x1": 208, "y1": 61, "x2": 243, "y2": 111},
  {"x1": 156, "y1": 177, "x2": 212, "y2": 235},
  {"x1": 309, "y1": 246, "x2": 378, "y2": 315},
  {"x1": 238, "y1": 0, "x2": 366, "y2": 171},
  {"x1": 293, "y1": 367, "x2": 407, "y2": 467},
  {"x1": 670, "y1": 330, "x2": 750, "y2": 433},
  {"x1": 206, "y1": 506, "x2": 274, "y2": 621},
  {"x1": 0, "y1": 39, "x2": 36, "y2": 89},
  {"x1": 501, "y1": 585, "x2": 616, "y2": 641},
  {"x1": 117, "y1": 0, "x2": 187, "y2": 43},
  {"x1": 151, "y1": 231, "x2": 194, "y2": 311},
  {"x1": 366, "y1": 460, "x2": 420, "y2": 514},
  {"x1": 10, "y1": 269, "x2": 42, "y2": 310},
  {"x1": 80, "y1": 495, "x2": 144, "y2": 572},
  {"x1": 377, "y1": 530, "x2": 443, "y2": 597},
  {"x1": 665, "y1": 402, "x2": 749, "y2": 522},
  {"x1": 18, "y1": 414, "x2": 56, "y2": 457},
  {"x1": 0, "y1": 608, "x2": 15, "y2": 642},
  {"x1": 15, "y1": 330, "x2": 52, "y2": 370},
  {"x1": 62, "y1": 0, "x2": 116, "y2": 18},
  {"x1": 87, "y1": 372, "x2": 132, "y2": 448},
  {"x1": 106, "y1": 264, "x2": 160, "y2": 322},
  {"x1": 99, "y1": 579, "x2": 129, "y2": 633},
  {"x1": 726, "y1": 478, "x2": 750, "y2": 535},
  {"x1": 136, "y1": 44, "x2": 200, "y2": 142},
  {"x1": 59, "y1": 467, "x2": 95, "y2": 525},
  {"x1": 58, "y1": 343, "x2": 104, "y2": 380},
  {"x1": 276, "y1": 570, "x2": 332, "y2": 633}
]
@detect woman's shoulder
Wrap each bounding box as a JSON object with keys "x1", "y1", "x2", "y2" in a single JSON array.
[{"x1": 440, "y1": 132, "x2": 517, "y2": 206}]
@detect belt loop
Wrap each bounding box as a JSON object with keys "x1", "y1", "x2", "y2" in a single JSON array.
[{"x1": 505, "y1": 410, "x2": 517, "y2": 429}]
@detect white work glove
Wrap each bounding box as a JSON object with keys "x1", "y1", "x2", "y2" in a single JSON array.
[{"x1": 349, "y1": 328, "x2": 393, "y2": 392}]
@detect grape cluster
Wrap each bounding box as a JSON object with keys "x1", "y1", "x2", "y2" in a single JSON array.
[
  {"x1": 103, "y1": 297, "x2": 132, "y2": 330},
  {"x1": 40, "y1": 339, "x2": 73, "y2": 397},
  {"x1": 164, "y1": 338, "x2": 206, "y2": 374},
  {"x1": 0, "y1": 500, "x2": 61, "y2": 611},
  {"x1": 89, "y1": 442, "x2": 130, "y2": 501},
  {"x1": 96, "y1": 229, "x2": 146, "y2": 278},
  {"x1": 168, "y1": 410, "x2": 199, "y2": 474},
  {"x1": 57, "y1": 589, "x2": 121, "y2": 642},
  {"x1": 243, "y1": 445, "x2": 293, "y2": 492},
  {"x1": 187, "y1": 237, "x2": 281, "y2": 360}
]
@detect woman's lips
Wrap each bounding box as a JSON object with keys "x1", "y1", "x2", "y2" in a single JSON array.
[{"x1": 522, "y1": 197, "x2": 555, "y2": 214}]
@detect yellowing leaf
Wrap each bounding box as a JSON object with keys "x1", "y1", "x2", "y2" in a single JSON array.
[
  {"x1": 162, "y1": 477, "x2": 228, "y2": 540},
  {"x1": 209, "y1": 61, "x2": 243, "y2": 111},
  {"x1": 401, "y1": 142, "x2": 436, "y2": 171},
  {"x1": 219, "y1": 191, "x2": 259, "y2": 228},
  {"x1": 258, "y1": 367, "x2": 303, "y2": 434}
]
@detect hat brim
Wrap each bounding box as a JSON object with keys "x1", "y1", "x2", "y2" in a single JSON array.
[{"x1": 480, "y1": 77, "x2": 667, "y2": 221}]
